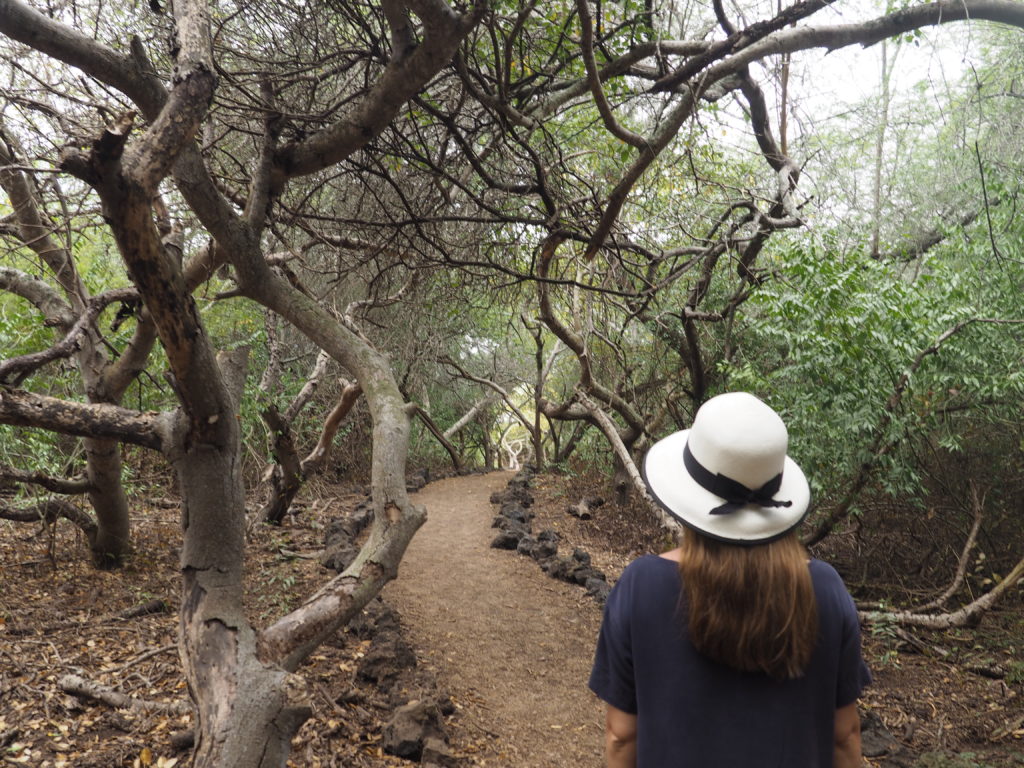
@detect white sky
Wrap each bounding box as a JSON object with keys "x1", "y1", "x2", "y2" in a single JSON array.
[{"x1": 795, "y1": 22, "x2": 982, "y2": 123}]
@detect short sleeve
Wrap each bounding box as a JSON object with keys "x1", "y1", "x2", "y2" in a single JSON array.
[
  {"x1": 588, "y1": 575, "x2": 638, "y2": 714},
  {"x1": 835, "y1": 581, "x2": 872, "y2": 707}
]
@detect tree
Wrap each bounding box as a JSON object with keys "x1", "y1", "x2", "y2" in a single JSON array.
[
  {"x1": 1, "y1": 0, "x2": 482, "y2": 763},
  {"x1": 0, "y1": 130, "x2": 159, "y2": 565}
]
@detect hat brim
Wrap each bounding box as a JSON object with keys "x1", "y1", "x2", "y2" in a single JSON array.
[{"x1": 642, "y1": 430, "x2": 811, "y2": 545}]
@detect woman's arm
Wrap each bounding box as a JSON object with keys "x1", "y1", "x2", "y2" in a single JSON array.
[
  {"x1": 834, "y1": 702, "x2": 862, "y2": 768},
  {"x1": 605, "y1": 704, "x2": 638, "y2": 768}
]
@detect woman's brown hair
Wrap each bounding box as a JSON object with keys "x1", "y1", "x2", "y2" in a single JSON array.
[{"x1": 678, "y1": 530, "x2": 818, "y2": 680}]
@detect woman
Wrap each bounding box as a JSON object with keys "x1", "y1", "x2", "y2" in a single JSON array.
[{"x1": 589, "y1": 392, "x2": 870, "y2": 767}]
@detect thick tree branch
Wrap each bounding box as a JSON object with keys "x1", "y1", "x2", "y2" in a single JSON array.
[
  {"x1": 124, "y1": 0, "x2": 214, "y2": 194},
  {"x1": 440, "y1": 358, "x2": 533, "y2": 437},
  {"x1": 0, "y1": 465, "x2": 93, "y2": 494},
  {"x1": 536, "y1": 235, "x2": 647, "y2": 439},
  {"x1": 443, "y1": 395, "x2": 497, "y2": 439},
  {"x1": 582, "y1": 88, "x2": 697, "y2": 260},
  {"x1": 652, "y1": 0, "x2": 837, "y2": 92},
  {"x1": 301, "y1": 381, "x2": 362, "y2": 475},
  {"x1": 0, "y1": 0, "x2": 168, "y2": 119},
  {"x1": 271, "y1": 0, "x2": 485, "y2": 185},
  {"x1": 59, "y1": 674, "x2": 194, "y2": 716},
  {"x1": 0, "y1": 266, "x2": 73, "y2": 328},
  {"x1": 259, "y1": 405, "x2": 303, "y2": 525},
  {"x1": 0, "y1": 388, "x2": 165, "y2": 450},
  {"x1": 884, "y1": 207, "x2": 983, "y2": 261},
  {"x1": 576, "y1": 0, "x2": 647, "y2": 149},
  {"x1": 861, "y1": 551, "x2": 1024, "y2": 629},
  {"x1": 531, "y1": 40, "x2": 709, "y2": 119},
  {"x1": 703, "y1": 1, "x2": 1024, "y2": 81},
  {"x1": 283, "y1": 351, "x2": 331, "y2": 422},
  {"x1": 0, "y1": 125, "x2": 88, "y2": 308},
  {"x1": 576, "y1": 392, "x2": 679, "y2": 533},
  {"x1": 0, "y1": 498, "x2": 97, "y2": 544},
  {"x1": 412, "y1": 404, "x2": 463, "y2": 473}
]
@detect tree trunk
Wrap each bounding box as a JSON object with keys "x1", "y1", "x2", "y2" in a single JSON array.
[
  {"x1": 259, "y1": 406, "x2": 302, "y2": 525},
  {"x1": 0, "y1": 129, "x2": 146, "y2": 567},
  {"x1": 413, "y1": 405, "x2": 464, "y2": 473},
  {"x1": 83, "y1": 436, "x2": 131, "y2": 566},
  {"x1": 174, "y1": 421, "x2": 311, "y2": 766}
]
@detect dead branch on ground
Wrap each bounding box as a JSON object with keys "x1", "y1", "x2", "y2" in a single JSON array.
[{"x1": 59, "y1": 674, "x2": 194, "y2": 716}]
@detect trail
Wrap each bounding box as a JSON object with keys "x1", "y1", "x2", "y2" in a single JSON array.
[{"x1": 383, "y1": 472, "x2": 606, "y2": 767}]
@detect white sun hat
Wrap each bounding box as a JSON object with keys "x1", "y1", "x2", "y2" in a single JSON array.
[{"x1": 642, "y1": 392, "x2": 810, "y2": 544}]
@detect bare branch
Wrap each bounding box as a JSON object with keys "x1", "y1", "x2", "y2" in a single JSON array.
[
  {"x1": 0, "y1": 288, "x2": 136, "y2": 386},
  {"x1": 531, "y1": 40, "x2": 709, "y2": 119},
  {"x1": 259, "y1": 404, "x2": 303, "y2": 525},
  {"x1": 258, "y1": 498, "x2": 426, "y2": 672},
  {"x1": 575, "y1": 391, "x2": 680, "y2": 533},
  {"x1": 582, "y1": 89, "x2": 698, "y2": 260},
  {"x1": 382, "y1": 0, "x2": 417, "y2": 60},
  {"x1": 652, "y1": 0, "x2": 837, "y2": 93},
  {"x1": 0, "y1": 388, "x2": 165, "y2": 450},
  {"x1": 412, "y1": 404, "x2": 463, "y2": 472},
  {"x1": 272, "y1": 0, "x2": 484, "y2": 184},
  {"x1": 911, "y1": 484, "x2": 985, "y2": 614},
  {"x1": 123, "y1": 0, "x2": 215, "y2": 193},
  {"x1": 703, "y1": 1, "x2": 1024, "y2": 81},
  {"x1": 59, "y1": 674, "x2": 193, "y2": 716},
  {"x1": 443, "y1": 395, "x2": 497, "y2": 439},
  {"x1": 0, "y1": 465, "x2": 93, "y2": 495},
  {"x1": 575, "y1": 0, "x2": 647, "y2": 149},
  {"x1": 441, "y1": 357, "x2": 533, "y2": 437},
  {"x1": 0, "y1": 498, "x2": 97, "y2": 543},
  {"x1": 344, "y1": 273, "x2": 417, "y2": 326},
  {"x1": 244, "y1": 79, "x2": 281, "y2": 231},
  {"x1": 283, "y1": 351, "x2": 332, "y2": 423},
  {"x1": 536, "y1": 236, "x2": 647, "y2": 438},
  {"x1": 0, "y1": 0, "x2": 167, "y2": 120},
  {"x1": 300, "y1": 380, "x2": 362, "y2": 475},
  {"x1": 0, "y1": 266, "x2": 73, "y2": 328},
  {"x1": 0, "y1": 123, "x2": 86, "y2": 306},
  {"x1": 861, "y1": 551, "x2": 1024, "y2": 629}
]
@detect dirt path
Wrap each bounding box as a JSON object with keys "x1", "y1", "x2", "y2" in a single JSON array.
[{"x1": 383, "y1": 472, "x2": 606, "y2": 767}]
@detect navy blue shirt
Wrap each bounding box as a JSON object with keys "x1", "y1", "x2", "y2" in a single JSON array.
[{"x1": 589, "y1": 556, "x2": 871, "y2": 767}]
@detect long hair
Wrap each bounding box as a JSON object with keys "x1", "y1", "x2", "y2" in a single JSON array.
[{"x1": 678, "y1": 530, "x2": 818, "y2": 680}]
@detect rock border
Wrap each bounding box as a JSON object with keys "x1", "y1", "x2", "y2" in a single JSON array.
[
  {"x1": 322, "y1": 501, "x2": 460, "y2": 767},
  {"x1": 488, "y1": 467, "x2": 612, "y2": 603}
]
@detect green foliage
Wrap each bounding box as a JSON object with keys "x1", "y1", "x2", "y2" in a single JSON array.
[
  {"x1": 724, "y1": 237, "x2": 1024, "y2": 501},
  {"x1": 1006, "y1": 660, "x2": 1024, "y2": 687}
]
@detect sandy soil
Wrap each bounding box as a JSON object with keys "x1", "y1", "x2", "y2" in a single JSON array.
[{"x1": 384, "y1": 472, "x2": 606, "y2": 767}]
